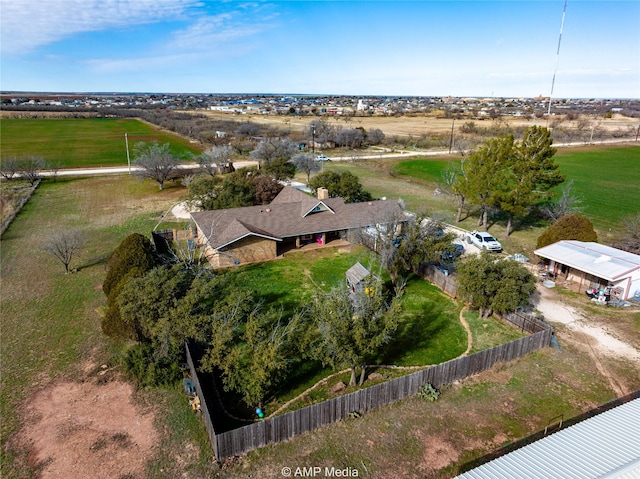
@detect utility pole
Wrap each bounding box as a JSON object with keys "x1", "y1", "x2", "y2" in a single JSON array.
[
  {"x1": 125, "y1": 133, "x2": 131, "y2": 173},
  {"x1": 448, "y1": 119, "x2": 455, "y2": 154}
]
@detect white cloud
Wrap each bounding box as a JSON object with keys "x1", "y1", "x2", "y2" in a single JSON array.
[
  {"x1": 167, "y1": 14, "x2": 265, "y2": 52},
  {"x1": 0, "y1": 0, "x2": 200, "y2": 54}
]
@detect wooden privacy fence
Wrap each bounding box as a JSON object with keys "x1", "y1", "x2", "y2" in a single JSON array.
[
  {"x1": 501, "y1": 310, "x2": 550, "y2": 334},
  {"x1": 185, "y1": 342, "x2": 219, "y2": 457},
  {"x1": 186, "y1": 327, "x2": 552, "y2": 460},
  {"x1": 418, "y1": 263, "x2": 458, "y2": 298}
]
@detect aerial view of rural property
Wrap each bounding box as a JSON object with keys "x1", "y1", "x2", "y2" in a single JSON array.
[{"x1": 1, "y1": 1, "x2": 639, "y2": 478}]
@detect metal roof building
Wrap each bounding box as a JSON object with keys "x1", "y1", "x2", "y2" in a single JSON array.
[
  {"x1": 534, "y1": 241, "x2": 640, "y2": 300},
  {"x1": 455, "y1": 398, "x2": 640, "y2": 479}
]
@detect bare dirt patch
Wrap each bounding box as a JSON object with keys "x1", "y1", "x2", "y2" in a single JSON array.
[
  {"x1": 17, "y1": 375, "x2": 158, "y2": 479},
  {"x1": 418, "y1": 435, "x2": 459, "y2": 473}
]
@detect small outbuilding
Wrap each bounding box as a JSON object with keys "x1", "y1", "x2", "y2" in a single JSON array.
[
  {"x1": 455, "y1": 397, "x2": 640, "y2": 479},
  {"x1": 346, "y1": 262, "x2": 371, "y2": 293},
  {"x1": 534, "y1": 240, "x2": 640, "y2": 300}
]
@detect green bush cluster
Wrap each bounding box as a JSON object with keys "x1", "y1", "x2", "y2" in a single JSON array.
[
  {"x1": 536, "y1": 213, "x2": 598, "y2": 249},
  {"x1": 101, "y1": 233, "x2": 157, "y2": 340}
]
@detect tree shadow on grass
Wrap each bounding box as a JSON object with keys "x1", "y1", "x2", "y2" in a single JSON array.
[
  {"x1": 78, "y1": 252, "x2": 111, "y2": 272},
  {"x1": 378, "y1": 301, "x2": 449, "y2": 366}
]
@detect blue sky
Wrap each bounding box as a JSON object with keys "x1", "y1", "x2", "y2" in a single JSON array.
[{"x1": 1, "y1": 0, "x2": 638, "y2": 98}]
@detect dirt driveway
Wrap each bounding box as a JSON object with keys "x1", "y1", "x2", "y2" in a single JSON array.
[{"x1": 532, "y1": 284, "x2": 640, "y2": 396}]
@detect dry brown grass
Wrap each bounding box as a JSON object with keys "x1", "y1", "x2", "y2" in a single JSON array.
[{"x1": 201, "y1": 111, "x2": 639, "y2": 137}]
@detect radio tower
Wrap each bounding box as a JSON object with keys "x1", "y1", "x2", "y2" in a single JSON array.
[{"x1": 547, "y1": 0, "x2": 568, "y2": 123}]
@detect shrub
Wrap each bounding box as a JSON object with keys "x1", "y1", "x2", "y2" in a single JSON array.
[
  {"x1": 418, "y1": 383, "x2": 440, "y2": 402},
  {"x1": 123, "y1": 343, "x2": 184, "y2": 387},
  {"x1": 103, "y1": 233, "x2": 156, "y2": 296},
  {"x1": 101, "y1": 233, "x2": 157, "y2": 340},
  {"x1": 536, "y1": 213, "x2": 598, "y2": 249}
]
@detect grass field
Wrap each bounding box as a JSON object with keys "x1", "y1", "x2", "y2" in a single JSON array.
[
  {"x1": 0, "y1": 118, "x2": 202, "y2": 167},
  {"x1": 0, "y1": 177, "x2": 200, "y2": 478},
  {"x1": 553, "y1": 146, "x2": 640, "y2": 228},
  {"x1": 388, "y1": 145, "x2": 640, "y2": 231}
]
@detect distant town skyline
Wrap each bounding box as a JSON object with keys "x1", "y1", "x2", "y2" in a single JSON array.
[{"x1": 1, "y1": 1, "x2": 638, "y2": 99}]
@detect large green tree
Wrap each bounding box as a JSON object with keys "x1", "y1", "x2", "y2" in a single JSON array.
[
  {"x1": 464, "y1": 135, "x2": 513, "y2": 231},
  {"x1": 309, "y1": 170, "x2": 372, "y2": 203},
  {"x1": 494, "y1": 126, "x2": 564, "y2": 235},
  {"x1": 118, "y1": 265, "x2": 304, "y2": 407},
  {"x1": 456, "y1": 252, "x2": 536, "y2": 318},
  {"x1": 308, "y1": 275, "x2": 404, "y2": 386},
  {"x1": 101, "y1": 233, "x2": 157, "y2": 340},
  {"x1": 456, "y1": 126, "x2": 564, "y2": 235}
]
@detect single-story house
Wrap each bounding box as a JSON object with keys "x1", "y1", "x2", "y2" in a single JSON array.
[
  {"x1": 191, "y1": 186, "x2": 405, "y2": 268},
  {"x1": 534, "y1": 240, "x2": 640, "y2": 300}
]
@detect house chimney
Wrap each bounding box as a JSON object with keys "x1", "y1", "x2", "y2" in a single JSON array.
[{"x1": 317, "y1": 187, "x2": 329, "y2": 200}]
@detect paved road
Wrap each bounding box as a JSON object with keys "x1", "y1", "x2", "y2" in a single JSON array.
[
  {"x1": 39, "y1": 160, "x2": 260, "y2": 177},
  {"x1": 37, "y1": 138, "x2": 636, "y2": 176},
  {"x1": 327, "y1": 137, "x2": 639, "y2": 162}
]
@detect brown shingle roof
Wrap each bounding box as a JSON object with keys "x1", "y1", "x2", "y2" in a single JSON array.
[{"x1": 191, "y1": 186, "x2": 403, "y2": 250}]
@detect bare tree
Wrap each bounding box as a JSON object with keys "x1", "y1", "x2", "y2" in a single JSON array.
[
  {"x1": 133, "y1": 142, "x2": 180, "y2": 190},
  {"x1": 249, "y1": 138, "x2": 298, "y2": 167},
  {"x1": 291, "y1": 153, "x2": 319, "y2": 184},
  {"x1": 335, "y1": 128, "x2": 364, "y2": 149},
  {"x1": 441, "y1": 159, "x2": 470, "y2": 223},
  {"x1": 307, "y1": 119, "x2": 336, "y2": 148},
  {"x1": 19, "y1": 156, "x2": 47, "y2": 185},
  {"x1": 612, "y1": 212, "x2": 640, "y2": 255},
  {"x1": 540, "y1": 180, "x2": 584, "y2": 222},
  {"x1": 0, "y1": 157, "x2": 20, "y2": 179},
  {"x1": 42, "y1": 230, "x2": 84, "y2": 273},
  {"x1": 197, "y1": 145, "x2": 234, "y2": 176},
  {"x1": 365, "y1": 128, "x2": 385, "y2": 145}
]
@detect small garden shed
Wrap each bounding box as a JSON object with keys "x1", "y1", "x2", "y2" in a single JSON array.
[{"x1": 346, "y1": 262, "x2": 371, "y2": 293}]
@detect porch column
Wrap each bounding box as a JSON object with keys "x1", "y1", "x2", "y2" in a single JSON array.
[{"x1": 296, "y1": 236, "x2": 301, "y2": 248}]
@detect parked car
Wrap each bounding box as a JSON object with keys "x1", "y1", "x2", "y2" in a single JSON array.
[
  {"x1": 315, "y1": 154, "x2": 331, "y2": 162},
  {"x1": 441, "y1": 243, "x2": 465, "y2": 262},
  {"x1": 466, "y1": 231, "x2": 502, "y2": 252}
]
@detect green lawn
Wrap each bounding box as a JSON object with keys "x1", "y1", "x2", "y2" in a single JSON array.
[
  {"x1": 225, "y1": 249, "x2": 469, "y2": 412},
  {"x1": 553, "y1": 146, "x2": 640, "y2": 228},
  {"x1": 0, "y1": 118, "x2": 202, "y2": 168},
  {"x1": 392, "y1": 157, "x2": 455, "y2": 183}
]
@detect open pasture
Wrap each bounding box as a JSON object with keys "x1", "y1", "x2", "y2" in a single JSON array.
[
  {"x1": 0, "y1": 118, "x2": 202, "y2": 168},
  {"x1": 389, "y1": 145, "x2": 640, "y2": 230},
  {"x1": 205, "y1": 110, "x2": 639, "y2": 138}
]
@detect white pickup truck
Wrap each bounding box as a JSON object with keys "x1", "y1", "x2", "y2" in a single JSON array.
[{"x1": 466, "y1": 231, "x2": 503, "y2": 252}]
